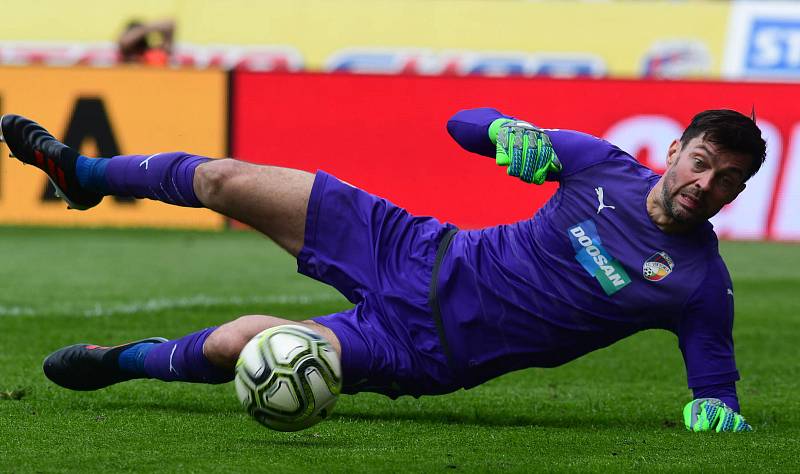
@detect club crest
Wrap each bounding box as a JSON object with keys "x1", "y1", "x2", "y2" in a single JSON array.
[{"x1": 642, "y1": 251, "x2": 674, "y2": 282}]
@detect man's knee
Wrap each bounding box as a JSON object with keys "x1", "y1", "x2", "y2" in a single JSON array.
[
  {"x1": 203, "y1": 315, "x2": 263, "y2": 368},
  {"x1": 203, "y1": 316, "x2": 342, "y2": 369},
  {"x1": 193, "y1": 158, "x2": 245, "y2": 205},
  {"x1": 300, "y1": 320, "x2": 342, "y2": 356}
]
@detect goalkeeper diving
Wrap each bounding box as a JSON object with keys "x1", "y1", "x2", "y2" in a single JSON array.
[{"x1": 0, "y1": 106, "x2": 764, "y2": 432}]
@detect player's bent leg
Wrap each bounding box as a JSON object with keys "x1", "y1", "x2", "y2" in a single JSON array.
[
  {"x1": 43, "y1": 337, "x2": 169, "y2": 391},
  {"x1": 43, "y1": 328, "x2": 233, "y2": 390},
  {"x1": 2, "y1": 115, "x2": 313, "y2": 255},
  {"x1": 203, "y1": 315, "x2": 341, "y2": 369},
  {"x1": 193, "y1": 160, "x2": 315, "y2": 256},
  {"x1": 42, "y1": 316, "x2": 340, "y2": 391},
  {"x1": 1, "y1": 114, "x2": 209, "y2": 209}
]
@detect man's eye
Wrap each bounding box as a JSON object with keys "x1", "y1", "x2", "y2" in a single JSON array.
[
  {"x1": 693, "y1": 158, "x2": 704, "y2": 169},
  {"x1": 720, "y1": 177, "x2": 735, "y2": 189}
]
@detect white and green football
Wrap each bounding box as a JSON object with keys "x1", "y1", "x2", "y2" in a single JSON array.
[{"x1": 235, "y1": 324, "x2": 342, "y2": 432}]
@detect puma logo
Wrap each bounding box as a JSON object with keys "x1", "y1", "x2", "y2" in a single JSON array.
[{"x1": 595, "y1": 187, "x2": 616, "y2": 214}]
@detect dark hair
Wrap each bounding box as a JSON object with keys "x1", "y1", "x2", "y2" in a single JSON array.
[
  {"x1": 680, "y1": 109, "x2": 767, "y2": 182},
  {"x1": 120, "y1": 20, "x2": 149, "y2": 61}
]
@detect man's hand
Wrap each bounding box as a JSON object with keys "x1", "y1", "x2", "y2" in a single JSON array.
[
  {"x1": 683, "y1": 398, "x2": 752, "y2": 432},
  {"x1": 489, "y1": 118, "x2": 561, "y2": 184}
]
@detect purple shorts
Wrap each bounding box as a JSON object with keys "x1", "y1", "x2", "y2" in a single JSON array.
[{"x1": 298, "y1": 171, "x2": 458, "y2": 398}]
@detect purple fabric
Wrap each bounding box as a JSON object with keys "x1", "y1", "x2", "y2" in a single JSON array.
[
  {"x1": 301, "y1": 171, "x2": 457, "y2": 397},
  {"x1": 693, "y1": 382, "x2": 739, "y2": 413},
  {"x1": 448, "y1": 107, "x2": 623, "y2": 178},
  {"x1": 439, "y1": 108, "x2": 740, "y2": 410},
  {"x1": 447, "y1": 107, "x2": 510, "y2": 157},
  {"x1": 104, "y1": 152, "x2": 210, "y2": 207},
  {"x1": 143, "y1": 327, "x2": 232, "y2": 384}
]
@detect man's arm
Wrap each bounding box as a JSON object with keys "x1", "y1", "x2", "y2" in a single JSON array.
[
  {"x1": 446, "y1": 107, "x2": 625, "y2": 183},
  {"x1": 447, "y1": 108, "x2": 559, "y2": 184},
  {"x1": 678, "y1": 258, "x2": 750, "y2": 431}
]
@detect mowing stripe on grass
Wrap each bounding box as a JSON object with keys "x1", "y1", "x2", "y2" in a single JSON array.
[{"x1": 0, "y1": 293, "x2": 344, "y2": 318}]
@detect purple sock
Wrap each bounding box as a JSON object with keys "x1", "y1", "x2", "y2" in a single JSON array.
[
  {"x1": 103, "y1": 152, "x2": 210, "y2": 207},
  {"x1": 143, "y1": 327, "x2": 233, "y2": 384}
]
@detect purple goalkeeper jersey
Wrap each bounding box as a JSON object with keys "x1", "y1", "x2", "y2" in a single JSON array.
[{"x1": 442, "y1": 108, "x2": 739, "y2": 403}]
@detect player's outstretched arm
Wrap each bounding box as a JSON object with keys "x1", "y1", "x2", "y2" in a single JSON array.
[
  {"x1": 447, "y1": 107, "x2": 561, "y2": 185},
  {"x1": 683, "y1": 398, "x2": 752, "y2": 432},
  {"x1": 677, "y1": 257, "x2": 748, "y2": 431}
]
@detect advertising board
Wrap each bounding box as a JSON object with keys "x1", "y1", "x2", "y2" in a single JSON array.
[
  {"x1": 0, "y1": 67, "x2": 226, "y2": 228},
  {"x1": 232, "y1": 72, "x2": 799, "y2": 240}
]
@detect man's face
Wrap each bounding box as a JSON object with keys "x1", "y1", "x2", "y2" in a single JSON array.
[{"x1": 661, "y1": 134, "x2": 750, "y2": 225}]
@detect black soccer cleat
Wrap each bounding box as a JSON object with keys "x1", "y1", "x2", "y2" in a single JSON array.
[
  {"x1": 43, "y1": 337, "x2": 168, "y2": 391},
  {"x1": 0, "y1": 114, "x2": 103, "y2": 210}
]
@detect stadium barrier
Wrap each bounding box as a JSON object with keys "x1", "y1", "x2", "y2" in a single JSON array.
[
  {"x1": 0, "y1": 66, "x2": 225, "y2": 229},
  {"x1": 4, "y1": 2, "x2": 800, "y2": 82},
  {"x1": 232, "y1": 72, "x2": 799, "y2": 240},
  {"x1": 1, "y1": 0, "x2": 730, "y2": 79},
  {"x1": 1, "y1": 66, "x2": 796, "y2": 240}
]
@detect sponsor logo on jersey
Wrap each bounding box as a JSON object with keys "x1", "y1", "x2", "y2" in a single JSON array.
[
  {"x1": 642, "y1": 251, "x2": 674, "y2": 282},
  {"x1": 567, "y1": 220, "x2": 631, "y2": 295}
]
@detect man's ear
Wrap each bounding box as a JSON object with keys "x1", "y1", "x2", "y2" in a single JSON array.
[{"x1": 666, "y1": 139, "x2": 681, "y2": 168}]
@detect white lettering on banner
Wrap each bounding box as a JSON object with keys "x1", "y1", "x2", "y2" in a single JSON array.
[
  {"x1": 711, "y1": 120, "x2": 782, "y2": 240},
  {"x1": 604, "y1": 116, "x2": 794, "y2": 241},
  {"x1": 604, "y1": 115, "x2": 683, "y2": 170},
  {"x1": 748, "y1": 22, "x2": 800, "y2": 71},
  {"x1": 750, "y1": 28, "x2": 780, "y2": 68},
  {"x1": 773, "y1": 124, "x2": 800, "y2": 240}
]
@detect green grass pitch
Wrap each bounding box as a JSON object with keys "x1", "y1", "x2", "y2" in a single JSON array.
[{"x1": 0, "y1": 226, "x2": 798, "y2": 472}]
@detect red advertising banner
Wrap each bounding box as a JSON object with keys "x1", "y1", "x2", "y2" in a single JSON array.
[{"x1": 232, "y1": 72, "x2": 799, "y2": 240}]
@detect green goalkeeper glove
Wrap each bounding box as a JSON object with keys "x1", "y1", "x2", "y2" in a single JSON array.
[
  {"x1": 683, "y1": 398, "x2": 752, "y2": 433},
  {"x1": 489, "y1": 118, "x2": 562, "y2": 185}
]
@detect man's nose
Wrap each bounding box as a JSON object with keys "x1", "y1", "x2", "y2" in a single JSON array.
[{"x1": 695, "y1": 171, "x2": 713, "y2": 191}]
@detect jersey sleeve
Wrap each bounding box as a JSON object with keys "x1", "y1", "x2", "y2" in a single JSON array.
[
  {"x1": 446, "y1": 107, "x2": 629, "y2": 180},
  {"x1": 677, "y1": 257, "x2": 740, "y2": 394},
  {"x1": 446, "y1": 107, "x2": 510, "y2": 158},
  {"x1": 692, "y1": 381, "x2": 740, "y2": 413}
]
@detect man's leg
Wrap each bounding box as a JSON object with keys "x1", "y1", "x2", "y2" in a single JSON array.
[
  {"x1": 82, "y1": 153, "x2": 314, "y2": 255},
  {"x1": 193, "y1": 160, "x2": 313, "y2": 256},
  {"x1": 0, "y1": 114, "x2": 313, "y2": 255},
  {"x1": 202, "y1": 316, "x2": 340, "y2": 368},
  {"x1": 1, "y1": 115, "x2": 339, "y2": 388},
  {"x1": 43, "y1": 315, "x2": 340, "y2": 391}
]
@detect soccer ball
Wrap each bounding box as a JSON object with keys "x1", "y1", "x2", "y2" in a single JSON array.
[{"x1": 234, "y1": 324, "x2": 342, "y2": 432}]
